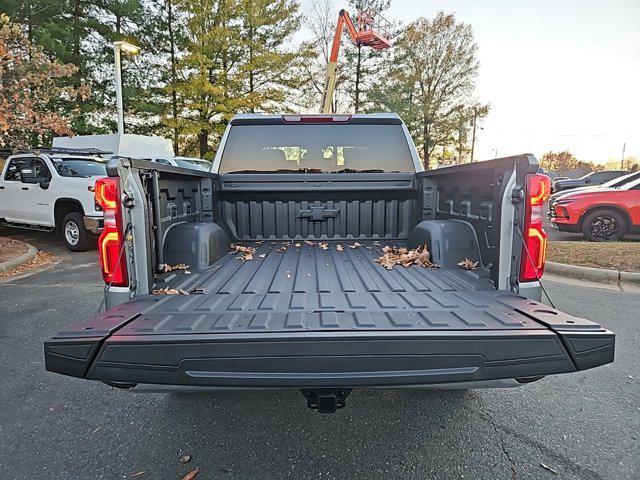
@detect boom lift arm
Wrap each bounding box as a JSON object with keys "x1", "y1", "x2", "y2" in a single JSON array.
[{"x1": 320, "y1": 9, "x2": 391, "y2": 114}]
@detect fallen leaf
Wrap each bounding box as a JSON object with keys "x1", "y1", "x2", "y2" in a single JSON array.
[
  {"x1": 152, "y1": 287, "x2": 190, "y2": 295},
  {"x1": 129, "y1": 472, "x2": 145, "y2": 478},
  {"x1": 349, "y1": 242, "x2": 363, "y2": 249},
  {"x1": 161, "y1": 263, "x2": 190, "y2": 273},
  {"x1": 372, "y1": 241, "x2": 380, "y2": 246},
  {"x1": 304, "y1": 240, "x2": 315, "y2": 246},
  {"x1": 336, "y1": 244, "x2": 344, "y2": 252},
  {"x1": 179, "y1": 454, "x2": 191, "y2": 464},
  {"x1": 294, "y1": 243, "x2": 302, "y2": 247},
  {"x1": 540, "y1": 462, "x2": 557, "y2": 474},
  {"x1": 258, "y1": 254, "x2": 267, "y2": 259},
  {"x1": 318, "y1": 242, "x2": 329, "y2": 251},
  {"x1": 182, "y1": 468, "x2": 199, "y2": 480},
  {"x1": 231, "y1": 244, "x2": 256, "y2": 262},
  {"x1": 457, "y1": 258, "x2": 479, "y2": 270},
  {"x1": 375, "y1": 244, "x2": 438, "y2": 270}
]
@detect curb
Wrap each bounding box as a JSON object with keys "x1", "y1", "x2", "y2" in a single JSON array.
[
  {"x1": 0, "y1": 243, "x2": 38, "y2": 274},
  {"x1": 546, "y1": 261, "x2": 640, "y2": 288}
]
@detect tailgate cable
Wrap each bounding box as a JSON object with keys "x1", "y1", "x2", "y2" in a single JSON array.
[
  {"x1": 515, "y1": 223, "x2": 556, "y2": 309},
  {"x1": 96, "y1": 222, "x2": 132, "y2": 315}
]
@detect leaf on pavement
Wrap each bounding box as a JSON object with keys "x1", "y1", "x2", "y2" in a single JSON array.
[
  {"x1": 129, "y1": 472, "x2": 145, "y2": 478},
  {"x1": 182, "y1": 468, "x2": 199, "y2": 480},
  {"x1": 457, "y1": 258, "x2": 479, "y2": 270},
  {"x1": 179, "y1": 454, "x2": 191, "y2": 464},
  {"x1": 540, "y1": 462, "x2": 557, "y2": 474}
]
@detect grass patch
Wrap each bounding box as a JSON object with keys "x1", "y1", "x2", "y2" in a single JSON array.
[{"x1": 547, "y1": 241, "x2": 640, "y2": 272}]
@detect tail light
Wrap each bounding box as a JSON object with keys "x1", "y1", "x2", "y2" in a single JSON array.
[
  {"x1": 95, "y1": 177, "x2": 128, "y2": 287},
  {"x1": 520, "y1": 173, "x2": 551, "y2": 282}
]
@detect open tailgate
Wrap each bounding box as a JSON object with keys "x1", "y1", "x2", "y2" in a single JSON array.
[{"x1": 45, "y1": 290, "x2": 614, "y2": 388}]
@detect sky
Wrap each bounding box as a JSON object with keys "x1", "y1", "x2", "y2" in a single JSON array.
[{"x1": 301, "y1": 0, "x2": 640, "y2": 164}]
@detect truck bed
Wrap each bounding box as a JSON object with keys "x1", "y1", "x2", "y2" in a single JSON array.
[
  {"x1": 148, "y1": 241, "x2": 536, "y2": 333},
  {"x1": 45, "y1": 240, "x2": 614, "y2": 389}
]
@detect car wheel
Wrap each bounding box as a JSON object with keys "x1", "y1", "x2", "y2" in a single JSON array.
[
  {"x1": 581, "y1": 209, "x2": 628, "y2": 242},
  {"x1": 62, "y1": 212, "x2": 94, "y2": 251}
]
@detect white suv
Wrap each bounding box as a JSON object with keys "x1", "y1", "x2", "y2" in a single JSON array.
[{"x1": 0, "y1": 150, "x2": 107, "y2": 251}]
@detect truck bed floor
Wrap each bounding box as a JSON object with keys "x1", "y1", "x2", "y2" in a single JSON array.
[{"x1": 138, "y1": 241, "x2": 541, "y2": 335}]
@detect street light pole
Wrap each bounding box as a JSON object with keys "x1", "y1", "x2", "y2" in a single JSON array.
[
  {"x1": 113, "y1": 44, "x2": 124, "y2": 135},
  {"x1": 112, "y1": 41, "x2": 141, "y2": 135}
]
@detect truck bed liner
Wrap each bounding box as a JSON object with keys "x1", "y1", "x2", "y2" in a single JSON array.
[{"x1": 144, "y1": 241, "x2": 537, "y2": 334}]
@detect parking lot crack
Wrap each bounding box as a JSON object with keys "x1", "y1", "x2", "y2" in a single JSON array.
[
  {"x1": 470, "y1": 395, "x2": 605, "y2": 480},
  {"x1": 475, "y1": 396, "x2": 517, "y2": 479}
]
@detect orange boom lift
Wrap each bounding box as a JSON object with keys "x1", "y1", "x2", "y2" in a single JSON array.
[{"x1": 320, "y1": 9, "x2": 392, "y2": 113}]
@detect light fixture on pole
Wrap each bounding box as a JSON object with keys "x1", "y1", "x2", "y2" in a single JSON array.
[{"x1": 112, "y1": 41, "x2": 141, "y2": 135}]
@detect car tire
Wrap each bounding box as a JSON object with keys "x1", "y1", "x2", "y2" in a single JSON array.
[
  {"x1": 581, "y1": 209, "x2": 628, "y2": 242},
  {"x1": 61, "y1": 212, "x2": 94, "y2": 251}
]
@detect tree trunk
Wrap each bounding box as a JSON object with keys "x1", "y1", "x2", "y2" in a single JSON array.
[
  {"x1": 167, "y1": 0, "x2": 179, "y2": 154},
  {"x1": 423, "y1": 122, "x2": 430, "y2": 170},
  {"x1": 354, "y1": 45, "x2": 362, "y2": 112},
  {"x1": 198, "y1": 129, "x2": 208, "y2": 158}
]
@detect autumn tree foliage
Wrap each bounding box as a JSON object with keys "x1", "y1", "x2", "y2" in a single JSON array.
[
  {"x1": 0, "y1": 14, "x2": 89, "y2": 148},
  {"x1": 366, "y1": 12, "x2": 485, "y2": 168}
]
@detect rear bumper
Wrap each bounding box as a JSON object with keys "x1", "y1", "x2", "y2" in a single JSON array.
[
  {"x1": 45, "y1": 328, "x2": 614, "y2": 389},
  {"x1": 83, "y1": 215, "x2": 103, "y2": 235}
]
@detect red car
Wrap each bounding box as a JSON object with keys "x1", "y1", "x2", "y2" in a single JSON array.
[{"x1": 550, "y1": 177, "x2": 640, "y2": 241}]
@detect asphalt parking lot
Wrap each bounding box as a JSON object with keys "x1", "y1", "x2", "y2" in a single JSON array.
[{"x1": 0, "y1": 228, "x2": 638, "y2": 480}]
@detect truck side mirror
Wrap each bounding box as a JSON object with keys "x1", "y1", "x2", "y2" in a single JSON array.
[{"x1": 20, "y1": 168, "x2": 50, "y2": 188}]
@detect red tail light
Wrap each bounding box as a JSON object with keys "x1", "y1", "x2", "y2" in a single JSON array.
[
  {"x1": 520, "y1": 173, "x2": 551, "y2": 282},
  {"x1": 95, "y1": 177, "x2": 128, "y2": 287}
]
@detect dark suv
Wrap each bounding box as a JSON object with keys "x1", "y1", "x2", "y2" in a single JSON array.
[{"x1": 552, "y1": 170, "x2": 628, "y2": 193}]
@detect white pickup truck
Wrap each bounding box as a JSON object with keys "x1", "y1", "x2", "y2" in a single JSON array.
[
  {"x1": 44, "y1": 114, "x2": 614, "y2": 412},
  {"x1": 0, "y1": 149, "x2": 107, "y2": 251}
]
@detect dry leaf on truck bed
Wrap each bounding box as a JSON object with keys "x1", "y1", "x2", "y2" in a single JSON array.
[
  {"x1": 275, "y1": 245, "x2": 287, "y2": 253},
  {"x1": 375, "y1": 245, "x2": 438, "y2": 270},
  {"x1": 161, "y1": 263, "x2": 190, "y2": 273},
  {"x1": 457, "y1": 258, "x2": 479, "y2": 270},
  {"x1": 304, "y1": 240, "x2": 315, "y2": 246},
  {"x1": 349, "y1": 242, "x2": 363, "y2": 249},
  {"x1": 258, "y1": 254, "x2": 266, "y2": 259},
  {"x1": 231, "y1": 244, "x2": 256, "y2": 262},
  {"x1": 294, "y1": 243, "x2": 302, "y2": 247},
  {"x1": 231, "y1": 244, "x2": 256, "y2": 255},
  {"x1": 318, "y1": 242, "x2": 329, "y2": 251},
  {"x1": 182, "y1": 469, "x2": 199, "y2": 480},
  {"x1": 152, "y1": 287, "x2": 190, "y2": 295},
  {"x1": 336, "y1": 244, "x2": 344, "y2": 252}
]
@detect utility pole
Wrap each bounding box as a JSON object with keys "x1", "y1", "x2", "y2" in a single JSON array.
[
  {"x1": 621, "y1": 142, "x2": 626, "y2": 170},
  {"x1": 470, "y1": 106, "x2": 477, "y2": 163},
  {"x1": 112, "y1": 41, "x2": 141, "y2": 135}
]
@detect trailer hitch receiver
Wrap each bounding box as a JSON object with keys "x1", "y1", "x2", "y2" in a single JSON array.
[{"x1": 300, "y1": 389, "x2": 352, "y2": 413}]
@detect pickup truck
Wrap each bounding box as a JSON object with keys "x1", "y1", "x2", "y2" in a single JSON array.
[
  {"x1": 44, "y1": 114, "x2": 615, "y2": 412},
  {"x1": 0, "y1": 149, "x2": 107, "y2": 251}
]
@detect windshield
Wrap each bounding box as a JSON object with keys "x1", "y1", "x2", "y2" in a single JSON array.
[
  {"x1": 52, "y1": 158, "x2": 107, "y2": 178},
  {"x1": 175, "y1": 158, "x2": 212, "y2": 171},
  {"x1": 219, "y1": 124, "x2": 415, "y2": 173}
]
